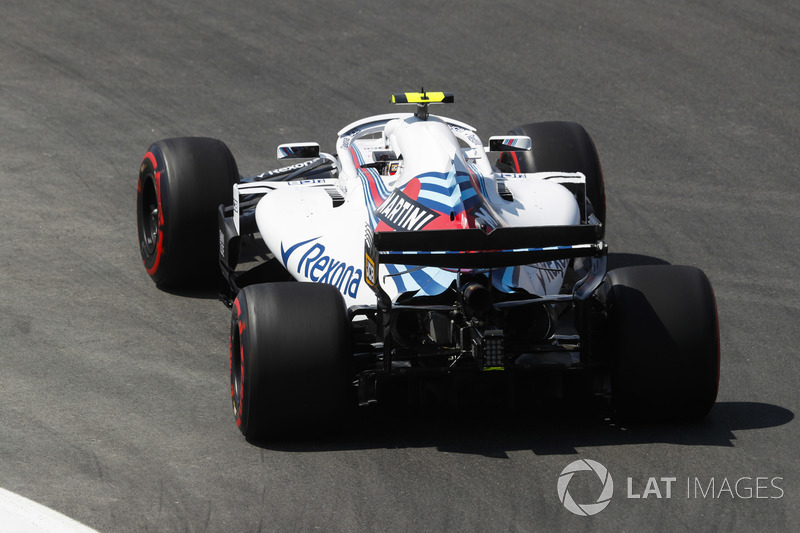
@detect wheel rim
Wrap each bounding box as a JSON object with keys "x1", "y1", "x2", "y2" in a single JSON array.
[
  {"x1": 139, "y1": 174, "x2": 159, "y2": 256},
  {"x1": 231, "y1": 321, "x2": 243, "y2": 416}
]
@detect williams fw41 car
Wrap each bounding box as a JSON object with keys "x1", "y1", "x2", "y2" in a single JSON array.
[{"x1": 137, "y1": 91, "x2": 720, "y2": 440}]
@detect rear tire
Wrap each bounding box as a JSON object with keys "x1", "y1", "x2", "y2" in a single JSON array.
[
  {"x1": 498, "y1": 121, "x2": 606, "y2": 233},
  {"x1": 230, "y1": 282, "x2": 351, "y2": 440},
  {"x1": 137, "y1": 137, "x2": 238, "y2": 288},
  {"x1": 607, "y1": 265, "x2": 720, "y2": 421}
]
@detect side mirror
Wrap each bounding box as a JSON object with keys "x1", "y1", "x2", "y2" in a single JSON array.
[
  {"x1": 487, "y1": 136, "x2": 532, "y2": 152},
  {"x1": 277, "y1": 142, "x2": 320, "y2": 159}
]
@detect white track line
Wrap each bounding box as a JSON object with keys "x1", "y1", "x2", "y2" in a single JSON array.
[{"x1": 0, "y1": 488, "x2": 99, "y2": 533}]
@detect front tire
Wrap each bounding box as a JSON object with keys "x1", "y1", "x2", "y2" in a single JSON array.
[
  {"x1": 607, "y1": 265, "x2": 720, "y2": 421},
  {"x1": 136, "y1": 137, "x2": 238, "y2": 288},
  {"x1": 230, "y1": 282, "x2": 351, "y2": 440}
]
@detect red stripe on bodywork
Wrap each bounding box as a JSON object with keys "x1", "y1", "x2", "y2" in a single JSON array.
[
  {"x1": 402, "y1": 178, "x2": 421, "y2": 200},
  {"x1": 350, "y1": 147, "x2": 387, "y2": 207}
]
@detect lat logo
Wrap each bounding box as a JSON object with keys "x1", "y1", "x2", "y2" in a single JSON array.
[{"x1": 557, "y1": 459, "x2": 614, "y2": 516}]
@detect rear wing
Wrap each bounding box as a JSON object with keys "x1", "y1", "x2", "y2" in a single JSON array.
[{"x1": 364, "y1": 224, "x2": 607, "y2": 301}]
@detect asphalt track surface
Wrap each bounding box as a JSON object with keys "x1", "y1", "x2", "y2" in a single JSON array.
[{"x1": 2, "y1": 1, "x2": 799, "y2": 531}]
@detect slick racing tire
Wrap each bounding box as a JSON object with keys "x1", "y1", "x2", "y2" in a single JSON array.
[
  {"x1": 230, "y1": 282, "x2": 351, "y2": 440},
  {"x1": 498, "y1": 121, "x2": 606, "y2": 235},
  {"x1": 607, "y1": 265, "x2": 720, "y2": 421},
  {"x1": 137, "y1": 137, "x2": 238, "y2": 288}
]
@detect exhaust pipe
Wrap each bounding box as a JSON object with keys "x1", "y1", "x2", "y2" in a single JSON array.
[{"x1": 462, "y1": 282, "x2": 492, "y2": 317}]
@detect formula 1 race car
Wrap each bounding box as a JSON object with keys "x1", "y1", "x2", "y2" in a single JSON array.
[{"x1": 137, "y1": 91, "x2": 720, "y2": 440}]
